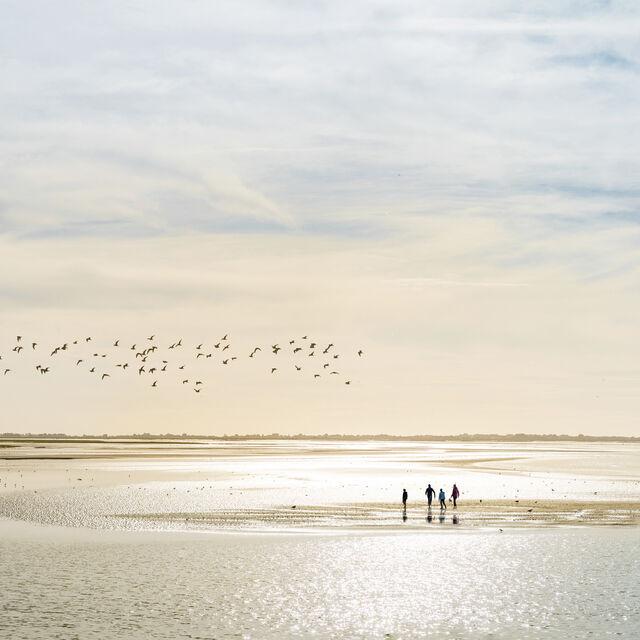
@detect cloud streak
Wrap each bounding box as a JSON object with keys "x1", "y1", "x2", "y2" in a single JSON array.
[{"x1": 1, "y1": 2, "x2": 639, "y2": 435}]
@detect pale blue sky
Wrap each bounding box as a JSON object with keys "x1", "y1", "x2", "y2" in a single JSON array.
[{"x1": 1, "y1": 2, "x2": 639, "y2": 435}]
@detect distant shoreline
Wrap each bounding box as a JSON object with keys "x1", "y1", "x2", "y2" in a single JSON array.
[{"x1": 1, "y1": 432, "x2": 639, "y2": 443}]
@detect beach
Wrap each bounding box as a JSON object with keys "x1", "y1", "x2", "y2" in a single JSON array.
[{"x1": 1, "y1": 438, "x2": 640, "y2": 638}]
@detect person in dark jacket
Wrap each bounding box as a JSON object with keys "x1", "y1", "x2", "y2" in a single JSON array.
[
  {"x1": 451, "y1": 483, "x2": 460, "y2": 507},
  {"x1": 425, "y1": 484, "x2": 436, "y2": 507}
]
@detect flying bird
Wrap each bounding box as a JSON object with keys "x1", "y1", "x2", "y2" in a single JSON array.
[
  {"x1": 101, "y1": 373, "x2": 110, "y2": 380},
  {"x1": 271, "y1": 368, "x2": 277, "y2": 374},
  {"x1": 3, "y1": 369, "x2": 10, "y2": 375},
  {"x1": 32, "y1": 342, "x2": 37, "y2": 350},
  {"x1": 358, "y1": 350, "x2": 363, "y2": 357}
]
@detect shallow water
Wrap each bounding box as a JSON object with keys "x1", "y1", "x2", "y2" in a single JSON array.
[
  {"x1": 2, "y1": 440, "x2": 640, "y2": 638},
  {"x1": 1, "y1": 521, "x2": 638, "y2": 639}
]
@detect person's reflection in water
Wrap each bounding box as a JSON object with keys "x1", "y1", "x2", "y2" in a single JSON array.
[
  {"x1": 438, "y1": 512, "x2": 445, "y2": 523},
  {"x1": 402, "y1": 506, "x2": 407, "y2": 522},
  {"x1": 452, "y1": 514, "x2": 460, "y2": 525},
  {"x1": 426, "y1": 507, "x2": 433, "y2": 523}
]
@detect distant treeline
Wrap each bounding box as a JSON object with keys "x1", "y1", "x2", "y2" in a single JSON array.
[{"x1": 1, "y1": 432, "x2": 639, "y2": 443}]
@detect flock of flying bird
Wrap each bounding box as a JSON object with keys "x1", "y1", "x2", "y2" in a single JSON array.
[{"x1": 0, "y1": 334, "x2": 364, "y2": 393}]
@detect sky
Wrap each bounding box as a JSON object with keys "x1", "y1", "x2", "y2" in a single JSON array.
[{"x1": 1, "y1": 1, "x2": 639, "y2": 436}]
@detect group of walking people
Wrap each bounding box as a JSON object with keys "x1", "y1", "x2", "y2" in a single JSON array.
[{"x1": 402, "y1": 483, "x2": 460, "y2": 510}]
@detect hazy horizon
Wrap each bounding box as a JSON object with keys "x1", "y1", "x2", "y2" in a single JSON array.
[{"x1": 2, "y1": 2, "x2": 640, "y2": 436}]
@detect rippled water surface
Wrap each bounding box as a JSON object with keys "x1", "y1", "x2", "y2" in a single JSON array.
[
  {"x1": 1, "y1": 439, "x2": 640, "y2": 638},
  {"x1": 1, "y1": 521, "x2": 638, "y2": 639}
]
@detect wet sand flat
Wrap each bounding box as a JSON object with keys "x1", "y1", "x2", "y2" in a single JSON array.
[{"x1": 2, "y1": 438, "x2": 640, "y2": 532}]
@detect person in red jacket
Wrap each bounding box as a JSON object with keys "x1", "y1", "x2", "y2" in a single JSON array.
[{"x1": 451, "y1": 483, "x2": 460, "y2": 507}]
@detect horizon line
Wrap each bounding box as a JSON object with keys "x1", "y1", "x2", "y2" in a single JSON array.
[{"x1": 1, "y1": 432, "x2": 639, "y2": 442}]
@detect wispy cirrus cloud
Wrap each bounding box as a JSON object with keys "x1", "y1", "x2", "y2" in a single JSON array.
[{"x1": 1, "y1": 1, "x2": 640, "y2": 435}]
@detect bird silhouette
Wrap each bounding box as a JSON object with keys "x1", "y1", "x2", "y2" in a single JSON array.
[{"x1": 2, "y1": 331, "x2": 364, "y2": 394}]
